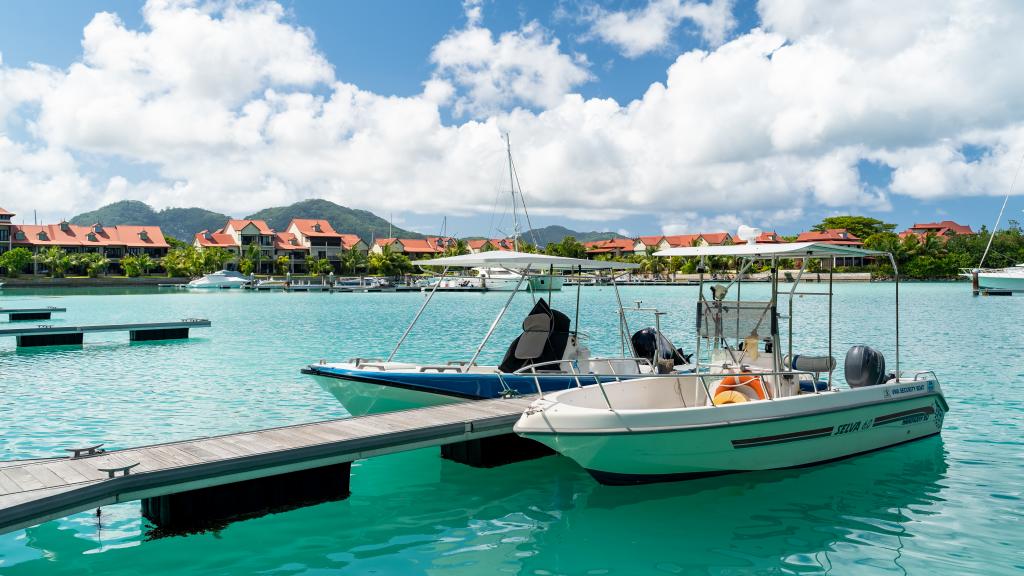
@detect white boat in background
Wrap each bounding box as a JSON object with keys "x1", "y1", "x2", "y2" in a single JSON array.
[
  {"x1": 255, "y1": 277, "x2": 288, "y2": 290},
  {"x1": 962, "y1": 264, "x2": 1024, "y2": 292},
  {"x1": 187, "y1": 270, "x2": 250, "y2": 289},
  {"x1": 475, "y1": 267, "x2": 528, "y2": 290},
  {"x1": 515, "y1": 241, "x2": 948, "y2": 485}
]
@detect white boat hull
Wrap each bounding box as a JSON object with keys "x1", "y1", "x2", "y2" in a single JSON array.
[
  {"x1": 976, "y1": 272, "x2": 1024, "y2": 291},
  {"x1": 516, "y1": 378, "x2": 947, "y2": 484},
  {"x1": 308, "y1": 373, "x2": 463, "y2": 416},
  {"x1": 528, "y1": 275, "x2": 564, "y2": 291}
]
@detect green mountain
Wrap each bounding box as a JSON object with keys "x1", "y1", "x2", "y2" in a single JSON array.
[
  {"x1": 244, "y1": 199, "x2": 424, "y2": 241},
  {"x1": 525, "y1": 225, "x2": 626, "y2": 247},
  {"x1": 69, "y1": 200, "x2": 230, "y2": 242}
]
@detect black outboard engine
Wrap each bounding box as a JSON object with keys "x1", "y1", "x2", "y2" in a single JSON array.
[
  {"x1": 631, "y1": 328, "x2": 691, "y2": 368},
  {"x1": 844, "y1": 345, "x2": 886, "y2": 388}
]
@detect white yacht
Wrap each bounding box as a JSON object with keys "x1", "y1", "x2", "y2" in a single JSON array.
[
  {"x1": 962, "y1": 263, "x2": 1024, "y2": 292},
  {"x1": 515, "y1": 242, "x2": 947, "y2": 485},
  {"x1": 187, "y1": 270, "x2": 250, "y2": 289},
  {"x1": 474, "y1": 267, "x2": 528, "y2": 290}
]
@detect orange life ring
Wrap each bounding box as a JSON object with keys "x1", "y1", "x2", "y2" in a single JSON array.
[
  {"x1": 717, "y1": 373, "x2": 767, "y2": 400},
  {"x1": 713, "y1": 390, "x2": 748, "y2": 405}
]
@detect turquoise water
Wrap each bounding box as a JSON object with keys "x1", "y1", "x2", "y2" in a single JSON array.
[{"x1": 0, "y1": 283, "x2": 1020, "y2": 575}]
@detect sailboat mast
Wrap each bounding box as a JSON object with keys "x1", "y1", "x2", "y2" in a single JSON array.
[{"x1": 506, "y1": 133, "x2": 520, "y2": 252}]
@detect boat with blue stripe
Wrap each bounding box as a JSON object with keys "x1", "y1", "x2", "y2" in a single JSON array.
[{"x1": 304, "y1": 251, "x2": 696, "y2": 416}]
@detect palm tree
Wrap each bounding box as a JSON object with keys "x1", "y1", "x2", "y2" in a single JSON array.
[
  {"x1": 38, "y1": 246, "x2": 70, "y2": 278},
  {"x1": 275, "y1": 255, "x2": 290, "y2": 275},
  {"x1": 341, "y1": 246, "x2": 367, "y2": 275}
]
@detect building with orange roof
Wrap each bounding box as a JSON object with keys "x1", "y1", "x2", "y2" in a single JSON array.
[
  {"x1": 584, "y1": 238, "x2": 634, "y2": 258},
  {"x1": 756, "y1": 231, "x2": 782, "y2": 244},
  {"x1": 287, "y1": 219, "x2": 368, "y2": 268},
  {"x1": 7, "y1": 218, "x2": 169, "y2": 275},
  {"x1": 632, "y1": 235, "x2": 666, "y2": 254},
  {"x1": 899, "y1": 220, "x2": 974, "y2": 241},
  {"x1": 795, "y1": 229, "x2": 863, "y2": 247},
  {"x1": 0, "y1": 207, "x2": 14, "y2": 252},
  {"x1": 795, "y1": 229, "x2": 864, "y2": 267},
  {"x1": 371, "y1": 237, "x2": 457, "y2": 257},
  {"x1": 698, "y1": 232, "x2": 733, "y2": 246}
]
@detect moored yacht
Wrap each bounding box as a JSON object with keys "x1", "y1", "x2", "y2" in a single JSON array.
[
  {"x1": 303, "y1": 251, "x2": 689, "y2": 416},
  {"x1": 515, "y1": 241, "x2": 948, "y2": 484},
  {"x1": 187, "y1": 270, "x2": 250, "y2": 289}
]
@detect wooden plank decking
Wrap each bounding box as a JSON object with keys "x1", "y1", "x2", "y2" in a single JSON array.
[
  {"x1": 0, "y1": 396, "x2": 536, "y2": 534},
  {"x1": 0, "y1": 319, "x2": 210, "y2": 337}
]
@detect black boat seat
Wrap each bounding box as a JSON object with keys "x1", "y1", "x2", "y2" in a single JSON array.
[{"x1": 515, "y1": 313, "x2": 552, "y2": 359}]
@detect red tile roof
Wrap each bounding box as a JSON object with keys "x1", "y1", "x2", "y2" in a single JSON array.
[
  {"x1": 0, "y1": 207, "x2": 13, "y2": 216},
  {"x1": 290, "y1": 219, "x2": 339, "y2": 237},
  {"x1": 903, "y1": 220, "x2": 974, "y2": 237},
  {"x1": 274, "y1": 232, "x2": 308, "y2": 251},
  {"x1": 663, "y1": 234, "x2": 701, "y2": 248},
  {"x1": 635, "y1": 236, "x2": 664, "y2": 247},
  {"x1": 195, "y1": 230, "x2": 238, "y2": 248},
  {"x1": 756, "y1": 231, "x2": 782, "y2": 243},
  {"x1": 796, "y1": 229, "x2": 863, "y2": 246},
  {"x1": 226, "y1": 219, "x2": 273, "y2": 235},
  {"x1": 700, "y1": 232, "x2": 732, "y2": 245},
  {"x1": 339, "y1": 234, "x2": 363, "y2": 250},
  {"x1": 375, "y1": 238, "x2": 398, "y2": 247},
  {"x1": 584, "y1": 238, "x2": 634, "y2": 254},
  {"x1": 13, "y1": 223, "x2": 169, "y2": 248}
]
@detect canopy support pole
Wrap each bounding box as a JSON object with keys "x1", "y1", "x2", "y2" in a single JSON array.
[
  {"x1": 388, "y1": 266, "x2": 449, "y2": 362},
  {"x1": 787, "y1": 258, "x2": 810, "y2": 364},
  {"x1": 827, "y1": 265, "x2": 833, "y2": 389},
  {"x1": 888, "y1": 252, "x2": 900, "y2": 377},
  {"x1": 612, "y1": 271, "x2": 636, "y2": 357},
  {"x1": 468, "y1": 265, "x2": 531, "y2": 368}
]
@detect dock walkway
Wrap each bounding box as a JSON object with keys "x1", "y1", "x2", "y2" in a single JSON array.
[
  {"x1": 0, "y1": 307, "x2": 66, "y2": 321},
  {"x1": 0, "y1": 319, "x2": 211, "y2": 346},
  {"x1": 0, "y1": 396, "x2": 535, "y2": 534}
]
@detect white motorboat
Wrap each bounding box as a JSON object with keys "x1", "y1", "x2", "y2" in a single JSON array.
[
  {"x1": 187, "y1": 270, "x2": 250, "y2": 289},
  {"x1": 255, "y1": 277, "x2": 288, "y2": 290},
  {"x1": 303, "y1": 251, "x2": 690, "y2": 416},
  {"x1": 515, "y1": 241, "x2": 948, "y2": 485},
  {"x1": 961, "y1": 263, "x2": 1024, "y2": 292},
  {"x1": 475, "y1": 266, "x2": 528, "y2": 290}
]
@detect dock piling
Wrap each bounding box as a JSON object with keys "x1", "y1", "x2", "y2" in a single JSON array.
[{"x1": 142, "y1": 463, "x2": 352, "y2": 532}]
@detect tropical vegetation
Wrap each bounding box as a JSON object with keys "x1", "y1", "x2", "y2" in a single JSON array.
[{"x1": 0, "y1": 247, "x2": 33, "y2": 277}]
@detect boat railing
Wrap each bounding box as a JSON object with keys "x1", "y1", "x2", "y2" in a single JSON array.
[
  {"x1": 910, "y1": 370, "x2": 939, "y2": 383},
  {"x1": 694, "y1": 369, "x2": 823, "y2": 404},
  {"x1": 513, "y1": 357, "x2": 654, "y2": 409}
]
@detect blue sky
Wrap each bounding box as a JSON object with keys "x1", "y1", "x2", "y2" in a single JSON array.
[{"x1": 0, "y1": 0, "x2": 1020, "y2": 239}]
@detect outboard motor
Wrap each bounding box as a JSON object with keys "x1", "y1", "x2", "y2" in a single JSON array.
[
  {"x1": 631, "y1": 328, "x2": 691, "y2": 370},
  {"x1": 844, "y1": 345, "x2": 886, "y2": 388}
]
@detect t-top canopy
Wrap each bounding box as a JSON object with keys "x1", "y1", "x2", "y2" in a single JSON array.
[
  {"x1": 412, "y1": 250, "x2": 639, "y2": 270},
  {"x1": 654, "y1": 242, "x2": 885, "y2": 259}
]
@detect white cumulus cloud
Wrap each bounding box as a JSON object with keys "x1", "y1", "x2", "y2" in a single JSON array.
[
  {"x1": 0, "y1": 0, "x2": 1022, "y2": 234},
  {"x1": 585, "y1": 0, "x2": 737, "y2": 58}
]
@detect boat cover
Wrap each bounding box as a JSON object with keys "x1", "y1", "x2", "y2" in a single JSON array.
[{"x1": 499, "y1": 298, "x2": 571, "y2": 373}]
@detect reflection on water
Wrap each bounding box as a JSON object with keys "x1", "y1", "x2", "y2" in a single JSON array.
[{"x1": 1, "y1": 284, "x2": 1022, "y2": 575}]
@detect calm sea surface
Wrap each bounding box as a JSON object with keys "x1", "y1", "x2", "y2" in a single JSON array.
[{"x1": 0, "y1": 283, "x2": 1020, "y2": 575}]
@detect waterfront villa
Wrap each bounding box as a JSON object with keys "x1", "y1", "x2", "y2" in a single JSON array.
[
  {"x1": 584, "y1": 238, "x2": 635, "y2": 258},
  {"x1": 0, "y1": 209, "x2": 169, "y2": 274},
  {"x1": 195, "y1": 218, "x2": 368, "y2": 273},
  {"x1": 796, "y1": 229, "x2": 864, "y2": 267},
  {"x1": 899, "y1": 220, "x2": 974, "y2": 241}
]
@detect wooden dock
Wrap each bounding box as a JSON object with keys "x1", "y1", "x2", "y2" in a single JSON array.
[
  {"x1": 0, "y1": 396, "x2": 538, "y2": 534},
  {"x1": 0, "y1": 319, "x2": 211, "y2": 347},
  {"x1": 0, "y1": 306, "x2": 66, "y2": 321}
]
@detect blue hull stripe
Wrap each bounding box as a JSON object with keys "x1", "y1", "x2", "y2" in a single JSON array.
[{"x1": 302, "y1": 365, "x2": 646, "y2": 400}]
